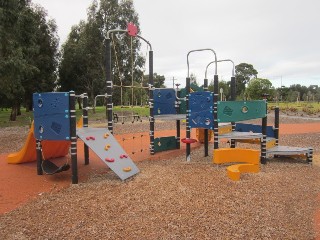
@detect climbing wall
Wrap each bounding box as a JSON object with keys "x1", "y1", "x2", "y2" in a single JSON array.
[
  {"x1": 189, "y1": 91, "x2": 213, "y2": 129},
  {"x1": 77, "y1": 128, "x2": 139, "y2": 180},
  {"x1": 153, "y1": 89, "x2": 176, "y2": 115},
  {"x1": 33, "y1": 92, "x2": 70, "y2": 140}
]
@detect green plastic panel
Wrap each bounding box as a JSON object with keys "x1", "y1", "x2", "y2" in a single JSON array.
[
  {"x1": 154, "y1": 136, "x2": 177, "y2": 153},
  {"x1": 217, "y1": 100, "x2": 267, "y2": 123}
]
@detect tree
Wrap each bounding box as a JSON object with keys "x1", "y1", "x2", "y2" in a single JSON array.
[
  {"x1": 315, "y1": 88, "x2": 320, "y2": 103},
  {"x1": 58, "y1": 0, "x2": 145, "y2": 105},
  {"x1": 208, "y1": 80, "x2": 230, "y2": 100},
  {"x1": 245, "y1": 78, "x2": 274, "y2": 100},
  {"x1": 0, "y1": 0, "x2": 59, "y2": 120},
  {"x1": 235, "y1": 63, "x2": 258, "y2": 97}
]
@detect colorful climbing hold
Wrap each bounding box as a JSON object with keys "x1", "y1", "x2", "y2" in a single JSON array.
[
  {"x1": 105, "y1": 157, "x2": 115, "y2": 163},
  {"x1": 123, "y1": 167, "x2": 132, "y2": 172},
  {"x1": 120, "y1": 154, "x2": 128, "y2": 159},
  {"x1": 104, "y1": 133, "x2": 109, "y2": 138},
  {"x1": 86, "y1": 136, "x2": 96, "y2": 141},
  {"x1": 105, "y1": 144, "x2": 111, "y2": 150}
]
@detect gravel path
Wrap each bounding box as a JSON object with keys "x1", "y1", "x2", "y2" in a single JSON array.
[{"x1": 0, "y1": 113, "x2": 320, "y2": 239}]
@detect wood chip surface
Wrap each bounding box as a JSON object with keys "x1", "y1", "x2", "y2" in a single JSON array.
[{"x1": 0, "y1": 111, "x2": 320, "y2": 239}]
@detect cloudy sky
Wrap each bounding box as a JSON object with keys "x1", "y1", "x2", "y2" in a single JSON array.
[{"x1": 33, "y1": 0, "x2": 320, "y2": 88}]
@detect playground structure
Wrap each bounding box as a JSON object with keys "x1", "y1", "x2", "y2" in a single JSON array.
[
  {"x1": 6, "y1": 22, "x2": 314, "y2": 183},
  {"x1": 234, "y1": 106, "x2": 313, "y2": 162},
  {"x1": 32, "y1": 91, "x2": 139, "y2": 183},
  {"x1": 106, "y1": 23, "x2": 189, "y2": 156},
  {"x1": 183, "y1": 48, "x2": 313, "y2": 180}
]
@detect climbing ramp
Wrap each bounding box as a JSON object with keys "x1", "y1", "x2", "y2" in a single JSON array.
[{"x1": 77, "y1": 128, "x2": 139, "y2": 180}]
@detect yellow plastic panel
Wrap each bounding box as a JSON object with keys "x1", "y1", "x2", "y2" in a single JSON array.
[{"x1": 213, "y1": 148, "x2": 260, "y2": 164}]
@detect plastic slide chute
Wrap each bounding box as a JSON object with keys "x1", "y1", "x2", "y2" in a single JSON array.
[{"x1": 7, "y1": 122, "x2": 70, "y2": 164}]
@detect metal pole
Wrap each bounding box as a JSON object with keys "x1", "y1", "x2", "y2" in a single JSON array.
[
  {"x1": 176, "y1": 87, "x2": 181, "y2": 149},
  {"x1": 204, "y1": 78, "x2": 209, "y2": 157},
  {"x1": 36, "y1": 140, "x2": 43, "y2": 175},
  {"x1": 69, "y1": 91, "x2": 78, "y2": 184},
  {"x1": 186, "y1": 77, "x2": 191, "y2": 161},
  {"x1": 83, "y1": 93, "x2": 89, "y2": 165},
  {"x1": 261, "y1": 98, "x2": 267, "y2": 164},
  {"x1": 149, "y1": 50, "x2": 155, "y2": 155},
  {"x1": 213, "y1": 75, "x2": 219, "y2": 150},
  {"x1": 274, "y1": 106, "x2": 279, "y2": 146},
  {"x1": 230, "y1": 76, "x2": 236, "y2": 148},
  {"x1": 105, "y1": 37, "x2": 113, "y2": 133}
]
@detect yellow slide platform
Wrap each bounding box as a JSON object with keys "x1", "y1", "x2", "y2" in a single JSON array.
[{"x1": 7, "y1": 123, "x2": 70, "y2": 164}]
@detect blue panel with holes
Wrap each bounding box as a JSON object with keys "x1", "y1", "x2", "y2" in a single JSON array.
[
  {"x1": 189, "y1": 92, "x2": 214, "y2": 129},
  {"x1": 153, "y1": 89, "x2": 176, "y2": 115},
  {"x1": 33, "y1": 92, "x2": 70, "y2": 140}
]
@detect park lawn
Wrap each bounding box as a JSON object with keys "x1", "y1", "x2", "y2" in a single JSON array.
[
  {"x1": 1, "y1": 102, "x2": 318, "y2": 128},
  {"x1": 268, "y1": 101, "x2": 320, "y2": 114}
]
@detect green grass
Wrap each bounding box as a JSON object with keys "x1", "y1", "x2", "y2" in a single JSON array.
[
  {"x1": 0, "y1": 106, "x2": 150, "y2": 128},
  {"x1": 0, "y1": 109, "x2": 33, "y2": 128},
  {"x1": 1, "y1": 102, "x2": 318, "y2": 128},
  {"x1": 268, "y1": 101, "x2": 320, "y2": 114}
]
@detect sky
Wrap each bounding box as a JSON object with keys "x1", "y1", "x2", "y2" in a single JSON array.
[{"x1": 32, "y1": 0, "x2": 320, "y2": 88}]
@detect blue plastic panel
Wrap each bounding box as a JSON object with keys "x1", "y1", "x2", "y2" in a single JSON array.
[
  {"x1": 189, "y1": 92, "x2": 213, "y2": 129},
  {"x1": 33, "y1": 92, "x2": 70, "y2": 140},
  {"x1": 153, "y1": 89, "x2": 176, "y2": 115},
  {"x1": 235, "y1": 123, "x2": 275, "y2": 138}
]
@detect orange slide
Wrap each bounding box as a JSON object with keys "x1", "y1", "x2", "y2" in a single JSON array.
[{"x1": 7, "y1": 123, "x2": 71, "y2": 164}]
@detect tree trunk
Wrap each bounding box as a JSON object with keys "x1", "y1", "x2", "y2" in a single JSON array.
[
  {"x1": 10, "y1": 105, "x2": 17, "y2": 121},
  {"x1": 25, "y1": 97, "x2": 32, "y2": 112},
  {"x1": 17, "y1": 102, "x2": 21, "y2": 116}
]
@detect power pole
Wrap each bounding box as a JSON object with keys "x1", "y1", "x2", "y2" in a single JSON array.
[{"x1": 172, "y1": 77, "x2": 176, "y2": 88}]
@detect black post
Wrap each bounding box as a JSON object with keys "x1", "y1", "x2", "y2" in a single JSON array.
[
  {"x1": 204, "y1": 78, "x2": 209, "y2": 156},
  {"x1": 230, "y1": 76, "x2": 236, "y2": 148},
  {"x1": 106, "y1": 38, "x2": 113, "y2": 134},
  {"x1": 274, "y1": 106, "x2": 279, "y2": 146},
  {"x1": 176, "y1": 87, "x2": 181, "y2": 149},
  {"x1": 307, "y1": 148, "x2": 313, "y2": 163},
  {"x1": 213, "y1": 75, "x2": 219, "y2": 150},
  {"x1": 36, "y1": 140, "x2": 43, "y2": 175},
  {"x1": 83, "y1": 93, "x2": 89, "y2": 165},
  {"x1": 69, "y1": 91, "x2": 78, "y2": 184},
  {"x1": 149, "y1": 50, "x2": 155, "y2": 155},
  {"x1": 261, "y1": 99, "x2": 267, "y2": 164},
  {"x1": 186, "y1": 77, "x2": 191, "y2": 161}
]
